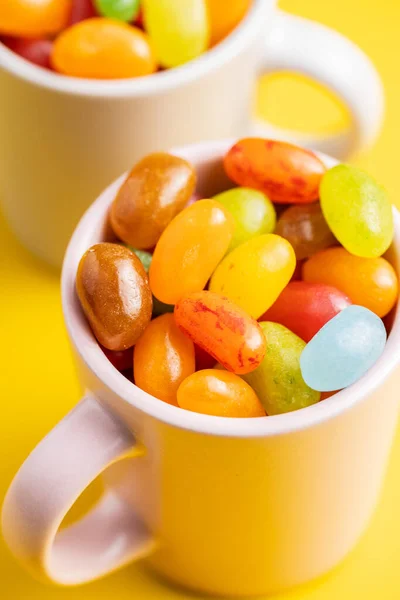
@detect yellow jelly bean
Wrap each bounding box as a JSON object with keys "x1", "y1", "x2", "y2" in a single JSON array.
[
  {"x1": 209, "y1": 234, "x2": 296, "y2": 319},
  {"x1": 52, "y1": 18, "x2": 157, "y2": 79},
  {"x1": 0, "y1": 0, "x2": 71, "y2": 37},
  {"x1": 142, "y1": 0, "x2": 209, "y2": 68}
]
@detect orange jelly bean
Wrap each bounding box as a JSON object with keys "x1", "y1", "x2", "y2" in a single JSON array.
[
  {"x1": 0, "y1": 0, "x2": 71, "y2": 37},
  {"x1": 134, "y1": 314, "x2": 195, "y2": 405},
  {"x1": 51, "y1": 18, "x2": 157, "y2": 79},
  {"x1": 76, "y1": 243, "x2": 152, "y2": 350},
  {"x1": 110, "y1": 153, "x2": 196, "y2": 249},
  {"x1": 177, "y1": 369, "x2": 266, "y2": 417},
  {"x1": 174, "y1": 291, "x2": 265, "y2": 375},
  {"x1": 224, "y1": 138, "x2": 326, "y2": 204},
  {"x1": 303, "y1": 247, "x2": 398, "y2": 318},
  {"x1": 205, "y1": 0, "x2": 251, "y2": 45},
  {"x1": 149, "y1": 200, "x2": 234, "y2": 305}
]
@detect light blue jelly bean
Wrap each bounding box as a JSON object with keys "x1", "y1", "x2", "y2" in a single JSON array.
[{"x1": 300, "y1": 305, "x2": 386, "y2": 392}]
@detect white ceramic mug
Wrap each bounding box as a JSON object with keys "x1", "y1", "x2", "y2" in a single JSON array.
[
  {"x1": 2, "y1": 140, "x2": 400, "y2": 596},
  {"x1": 0, "y1": 0, "x2": 383, "y2": 268}
]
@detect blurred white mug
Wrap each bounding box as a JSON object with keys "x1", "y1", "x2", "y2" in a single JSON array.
[{"x1": 0, "y1": 0, "x2": 384, "y2": 267}]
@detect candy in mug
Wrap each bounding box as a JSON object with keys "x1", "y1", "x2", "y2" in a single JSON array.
[
  {"x1": 95, "y1": 0, "x2": 140, "y2": 22},
  {"x1": 0, "y1": 0, "x2": 71, "y2": 37},
  {"x1": 4, "y1": 140, "x2": 400, "y2": 598}
]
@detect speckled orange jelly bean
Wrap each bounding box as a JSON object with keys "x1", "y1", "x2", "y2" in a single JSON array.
[
  {"x1": 174, "y1": 291, "x2": 265, "y2": 375},
  {"x1": 303, "y1": 247, "x2": 398, "y2": 318},
  {"x1": 134, "y1": 313, "x2": 195, "y2": 405},
  {"x1": 51, "y1": 18, "x2": 157, "y2": 79},
  {"x1": 76, "y1": 243, "x2": 152, "y2": 351},
  {"x1": 110, "y1": 153, "x2": 196, "y2": 249},
  {"x1": 149, "y1": 200, "x2": 234, "y2": 305},
  {"x1": 177, "y1": 369, "x2": 266, "y2": 417},
  {"x1": 0, "y1": 0, "x2": 71, "y2": 37},
  {"x1": 223, "y1": 138, "x2": 326, "y2": 204}
]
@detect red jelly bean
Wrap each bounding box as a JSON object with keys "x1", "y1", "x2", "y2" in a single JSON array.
[
  {"x1": 194, "y1": 344, "x2": 216, "y2": 370},
  {"x1": 5, "y1": 37, "x2": 53, "y2": 69},
  {"x1": 261, "y1": 281, "x2": 351, "y2": 342},
  {"x1": 101, "y1": 346, "x2": 133, "y2": 372},
  {"x1": 69, "y1": 0, "x2": 97, "y2": 24}
]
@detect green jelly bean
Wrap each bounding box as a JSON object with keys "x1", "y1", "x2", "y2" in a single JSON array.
[
  {"x1": 95, "y1": 0, "x2": 140, "y2": 22},
  {"x1": 242, "y1": 322, "x2": 320, "y2": 415},
  {"x1": 128, "y1": 246, "x2": 174, "y2": 315},
  {"x1": 212, "y1": 187, "x2": 276, "y2": 251},
  {"x1": 320, "y1": 164, "x2": 394, "y2": 258}
]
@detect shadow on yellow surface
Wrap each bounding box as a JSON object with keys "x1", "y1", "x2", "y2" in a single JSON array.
[{"x1": 2, "y1": 0, "x2": 400, "y2": 598}]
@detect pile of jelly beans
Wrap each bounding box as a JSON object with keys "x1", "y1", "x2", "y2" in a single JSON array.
[
  {"x1": 76, "y1": 138, "x2": 398, "y2": 418},
  {"x1": 0, "y1": 0, "x2": 251, "y2": 79}
]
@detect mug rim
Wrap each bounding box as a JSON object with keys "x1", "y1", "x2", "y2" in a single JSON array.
[
  {"x1": 0, "y1": 0, "x2": 269, "y2": 98},
  {"x1": 61, "y1": 139, "x2": 400, "y2": 438}
]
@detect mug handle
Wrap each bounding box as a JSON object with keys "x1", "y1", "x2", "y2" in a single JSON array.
[
  {"x1": 1, "y1": 395, "x2": 155, "y2": 585},
  {"x1": 252, "y1": 10, "x2": 385, "y2": 159}
]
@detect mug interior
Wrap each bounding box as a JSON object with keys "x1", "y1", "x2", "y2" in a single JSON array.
[
  {"x1": 61, "y1": 139, "x2": 400, "y2": 437},
  {"x1": 0, "y1": 0, "x2": 270, "y2": 98}
]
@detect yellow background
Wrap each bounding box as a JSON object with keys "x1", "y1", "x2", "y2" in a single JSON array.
[{"x1": 1, "y1": 0, "x2": 400, "y2": 597}]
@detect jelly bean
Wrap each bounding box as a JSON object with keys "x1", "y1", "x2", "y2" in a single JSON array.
[
  {"x1": 224, "y1": 138, "x2": 326, "y2": 204},
  {"x1": 206, "y1": 0, "x2": 251, "y2": 46},
  {"x1": 4, "y1": 38, "x2": 53, "y2": 70},
  {"x1": 52, "y1": 18, "x2": 156, "y2": 79},
  {"x1": 95, "y1": 0, "x2": 140, "y2": 22},
  {"x1": 134, "y1": 314, "x2": 195, "y2": 405},
  {"x1": 0, "y1": 0, "x2": 71, "y2": 37},
  {"x1": 243, "y1": 322, "x2": 320, "y2": 415},
  {"x1": 303, "y1": 247, "x2": 398, "y2": 318},
  {"x1": 320, "y1": 164, "x2": 394, "y2": 258},
  {"x1": 142, "y1": 0, "x2": 209, "y2": 67},
  {"x1": 101, "y1": 345, "x2": 133, "y2": 371},
  {"x1": 291, "y1": 260, "x2": 304, "y2": 281},
  {"x1": 275, "y1": 203, "x2": 336, "y2": 260},
  {"x1": 76, "y1": 243, "x2": 152, "y2": 350},
  {"x1": 129, "y1": 248, "x2": 153, "y2": 273},
  {"x1": 150, "y1": 200, "x2": 234, "y2": 304},
  {"x1": 194, "y1": 344, "x2": 216, "y2": 370},
  {"x1": 212, "y1": 187, "x2": 276, "y2": 251},
  {"x1": 69, "y1": 0, "x2": 96, "y2": 25},
  {"x1": 209, "y1": 234, "x2": 295, "y2": 319},
  {"x1": 111, "y1": 153, "x2": 196, "y2": 249},
  {"x1": 177, "y1": 370, "x2": 265, "y2": 418},
  {"x1": 174, "y1": 291, "x2": 265, "y2": 375},
  {"x1": 261, "y1": 282, "x2": 351, "y2": 342},
  {"x1": 300, "y1": 305, "x2": 386, "y2": 391}
]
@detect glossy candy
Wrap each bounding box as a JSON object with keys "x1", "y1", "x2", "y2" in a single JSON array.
[
  {"x1": 303, "y1": 247, "x2": 398, "y2": 318},
  {"x1": 275, "y1": 203, "x2": 336, "y2": 260},
  {"x1": 51, "y1": 18, "x2": 156, "y2": 79},
  {"x1": 212, "y1": 187, "x2": 276, "y2": 251},
  {"x1": 206, "y1": 0, "x2": 251, "y2": 45},
  {"x1": 320, "y1": 164, "x2": 394, "y2": 258},
  {"x1": 111, "y1": 153, "x2": 196, "y2": 249},
  {"x1": 0, "y1": 0, "x2": 71, "y2": 37},
  {"x1": 209, "y1": 234, "x2": 296, "y2": 319},
  {"x1": 95, "y1": 0, "x2": 140, "y2": 22},
  {"x1": 69, "y1": 0, "x2": 96, "y2": 24},
  {"x1": 101, "y1": 345, "x2": 133, "y2": 371},
  {"x1": 134, "y1": 314, "x2": 195, "y2": 405},
  {"x1": 300, "y1": 305, "x2": 387, "y2": 391},
  {"x1": 174, "y1": 291, "x2": 265, "y2": 375},
  {"x1": 243, "y1": 322, "x2": 320, "y2": 415},
  {"x1": 76, "y1": 243, "x2": 152, "y2": 350},
  {"x1": 177, "y1": 370, "x2": 265, "y2": 417},
  {"x1": 4, "y1": 38, "x2": 53, "y2": 69},
  {"x1": 261, "y1": 282, "x2": 351, "y2": 342},
  {"x1": 142, "y1": 0, "x2": 209, "y2": 68},
  {"x1": 224, "y1": 138, "x2": 326, "y2": 204},
  {"x1": 150, "y1": 200, "x2": 234, "y2": 304}
]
